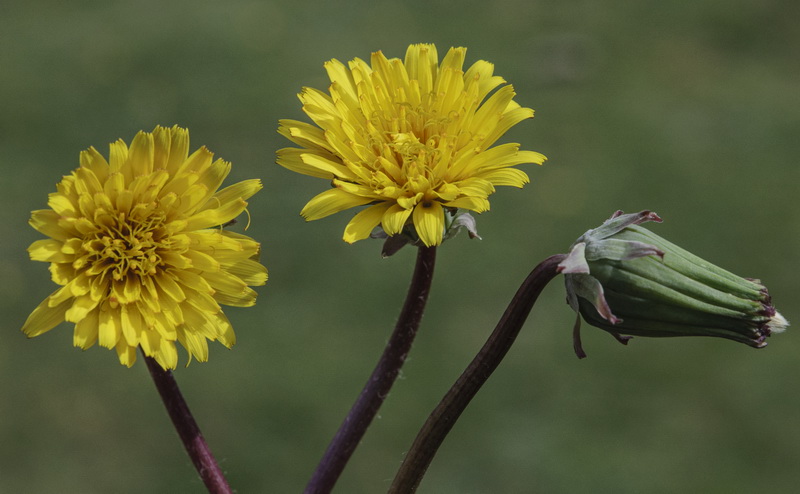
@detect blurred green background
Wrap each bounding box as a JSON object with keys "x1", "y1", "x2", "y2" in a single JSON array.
[{"x1": 2, "y1": 0, "x2": 798, "y2": 492}]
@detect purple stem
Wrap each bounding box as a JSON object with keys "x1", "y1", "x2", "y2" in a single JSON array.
[
  {"x1": 144, "y1": 355, "x2": 233, "y2": 494},
  {"x1": 389, "y1": 254, "x2": 567, "y2": 493},
  {"x1": 304, "y1": 245, "x2": 437, "y2": 494}
]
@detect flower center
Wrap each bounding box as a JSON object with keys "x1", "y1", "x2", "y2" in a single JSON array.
[
  {"x1": 360, "y1": 98, "x2": 468, "y2": 203},
  {"x1": 76, "y1": 208, "x2": 168, "y2": 281},
  {"x1": 393, "y1": 133, "x2": 435, "y2": 166}
]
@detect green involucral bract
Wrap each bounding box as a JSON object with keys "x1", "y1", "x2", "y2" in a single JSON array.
[{"x1": 559, "y1": 210, "x2": 787, "y2": 358}]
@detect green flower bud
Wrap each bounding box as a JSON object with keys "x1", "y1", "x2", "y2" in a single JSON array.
[{"x1": 559, "y1": 211, "x2": 788, "y2": 358}]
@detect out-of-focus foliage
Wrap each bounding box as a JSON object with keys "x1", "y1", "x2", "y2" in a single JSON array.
[{"x1": 1, "y1": 0, "x2": 797, "y2": 492}]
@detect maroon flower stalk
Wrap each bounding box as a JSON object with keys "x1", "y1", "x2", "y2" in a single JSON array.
[
  {"x1": 144, "y1": 355, "x2": 232, "y2": 494},
  {"x1": 305, "y1": 246, "x2": 437, "y2": 494},
  {"x1": 389, "y1": 254, "x2": 566, "y2": 493}
]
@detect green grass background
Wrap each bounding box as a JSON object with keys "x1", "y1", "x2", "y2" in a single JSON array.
[{"x1": 1, "y1": 0, "x2": 798, "y2": 492}]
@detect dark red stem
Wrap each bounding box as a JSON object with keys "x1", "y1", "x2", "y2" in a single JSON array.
[
  {"x1": 144, "y1": 355, "x2": 232, "y2": 494},
  {"x1": 389, "y1": 254, "x2": 566, "y2": 493},
  {"x1": 304, "y1": 246, "x2": 437, "y2": 494}
]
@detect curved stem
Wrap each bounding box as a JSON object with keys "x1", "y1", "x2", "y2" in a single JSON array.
[
  {"x1": 144, "y1": 355, "x2": 232, "y2": 494},
  {"x1": 389, "y1": 254, "x2": 566, "y2": 493},
  {"x1": 304, "y1": 245, "x2": 437, "y2": 494}
]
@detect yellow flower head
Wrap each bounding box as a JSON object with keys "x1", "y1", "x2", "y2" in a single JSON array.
[
  {"x1": 278, "y1": 43, "x2": 545, "y2": 247},
  {"x1": 22, "y1": 126, "x2": 267, "y2": 370}
]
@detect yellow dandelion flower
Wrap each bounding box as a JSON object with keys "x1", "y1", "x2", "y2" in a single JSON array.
[
  {"x1": 278, "y1": 43, "x2": 546, "y2": 247},
  {"x1": 22, "y1": 125, "x2": 267, "y2": 370}
]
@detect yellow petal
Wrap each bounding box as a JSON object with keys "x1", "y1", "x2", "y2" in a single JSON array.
[
  {"x1": 191, "y1": 159, "x2": 232, "y2": 210},
  {"x1": 171, "y1": 269, "x2": 214, "y2": 294},
  {"x1": 404, "y1": 44, "x2": 438, "y2": 95},
  {"x1": 443, "y1": 196, "x2": 490, "y2": 213},
  {"x1": 343, "y1": 202, "x2": 392, "y2": 243},
  {"x1": 454, "y1": 177, "x2": 495, "y2": 198},
  {"x1": 381, "y1": 203, "x2": 413, "y2": 235},
  {"x1": 278, "y1": 119, "x2": 331, "y2": 151},
  {"x1": 98, "y1": 303, "x2": 122, "y2": 348},
  {"x1": 155, "y1": 338, "x2": 178, "y2": 370},
  {"x1": 65, "y1": 293, "x2": 101, "y2": 323},
  {"x1": 160, "y1": 250, "x2": 192, "y2": 270},
  {"x1": 115, "y1": 339, "x2": 137, "y2": 367},
  {"x1": 79, "y1": 146, "x2": 110, "y2": 183},
  {"x1": 183, "y1": 197, "x2": 247, "y2": 231},
  {"x1": 439, "y1": 46, "x2": 466, "y2": 75},
  {"x1": 478, "y1": 167, "x2": 530, "y2": 187},
  {"x1": 183, "y1": 286, "x2": 221, "y2": 314},
  {"x1": 333, "y1": 179, "x2": 382, "y2": 198},
  {"x1": 120, "y1": 304, "x2": 143, "y2": 346},
  {"x1": 179, "y1": 328, "x2": 209, "y2": 363},
  {"x1": 412, "y1": 201, "x2": 445, "y2": 247},
  {"x1": 48, "y1": 281, "x2": 76, "y2": 308},
  {"x1": 184, "y1": 249, "x2": 221, "y2": 272},
  {"x1": 131, "y1": 169, "x2": 170, "y2": 204},
  {"x1": 299, "y1": 153, "x2": 357, "y2": 181},
  {"x1": 74, "y1": 166, "x2": 104, "y2": 196},
  {"x1": 47, "y1": 193, "x2": 77, "y2": 217},
  {"x1": 480, "y1": 106, "x2": 535, "y2": 150},
  {"x1": 213, "y1": 286, "x2": 257, "y2": 307},
  {"x1": 182, "y1": 304, "x2": 220, "y2": 341},
  {"x1": 151, "y1": 311, "x2": 177, "y2": 340},
  {"x1": 203, "y1": 269, "x2": 248, "y2": 297},
  {"x1": 220, "y1": 230, "x2": 261, "y2": 257},
  {"x1": 90, "y1": 276, "x2": 110, "y2": 303},
  {"x1": 276, "y1": 148, "x2": 336, "y2": 180},
  {"x1": 29, "y1": 210, "x2": 71, "y2": 241},
  {"x1": 224, "y1": 259, "x2": 268, "y2": 286},
  {"x1": 108, "y1": 139, "x2": 129, "y2": 175},
  {"x1": 514, "y1": 150, "x2": 547, "y2": 166},
  {"x1": 301, "y1": 188, "x2": 373, "y2": 221},
  {"x1": 103, "y1": 172, "x2": 126, "y2": 202},
  {"x1": 28, "y1": 239, "x2": 70, "y2": 262},
  {"x1": 50, "y1": 263, "x2": 76, "y2": 285},
  {"x1": 69, "y1": 272, "x2": 92, "y2": 297},
  {"x1": 155, "y1": 272, "x2": 187, "y2": 302},
  {"x1": 432, "y1": 183, "x2": 460, "y2": 202},
  {"x1": 139, "y1": 328, "x2": 159, "y2": 356},
  {"x1": 157, "y1": 293, "x2": 184, "y2": 327},
  {"x1": 73, "y1": 308, "x2": 100, "y2": 349},
  {"x1": 152, "y1": 126, "x2": 172, "y2": 171},
  {"x1": 164, "y1": 126, "x2": 190, "y2": 176},
  {"x1": 470, "y1": 85, "x2": 517, "y2": 138},
  {"x1": 397, "y1": 192, "x2": 423, "y2": 210},
  {"x1": 173, "y1": 146, "x2": 215, "y2": 181},
  {"x1": 21, "y1": 294, "x2": 71, "y2": 337},
  {"x1": 199, "y1": 179, "x2": 262, "y2": 213},
  {"x1": 299, "y1": 87, "x2": 339, "y2": 128},
  {"x1": 463, "y1": 60, "x2": 505, "y2": 101},
  {"x1": 115, "y1": 189, "x2": 134, "y2": 214},
  {"x1": 325, "y1": 58, "x2": 358, "y2": 97},
  {"x1": 214, "y1": 311, "x2": 236, "y2": 347}
]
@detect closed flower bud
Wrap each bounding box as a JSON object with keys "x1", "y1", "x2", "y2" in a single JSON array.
[{"x1": 558, "y1": 210, "x2": 788, "y2": 358}]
